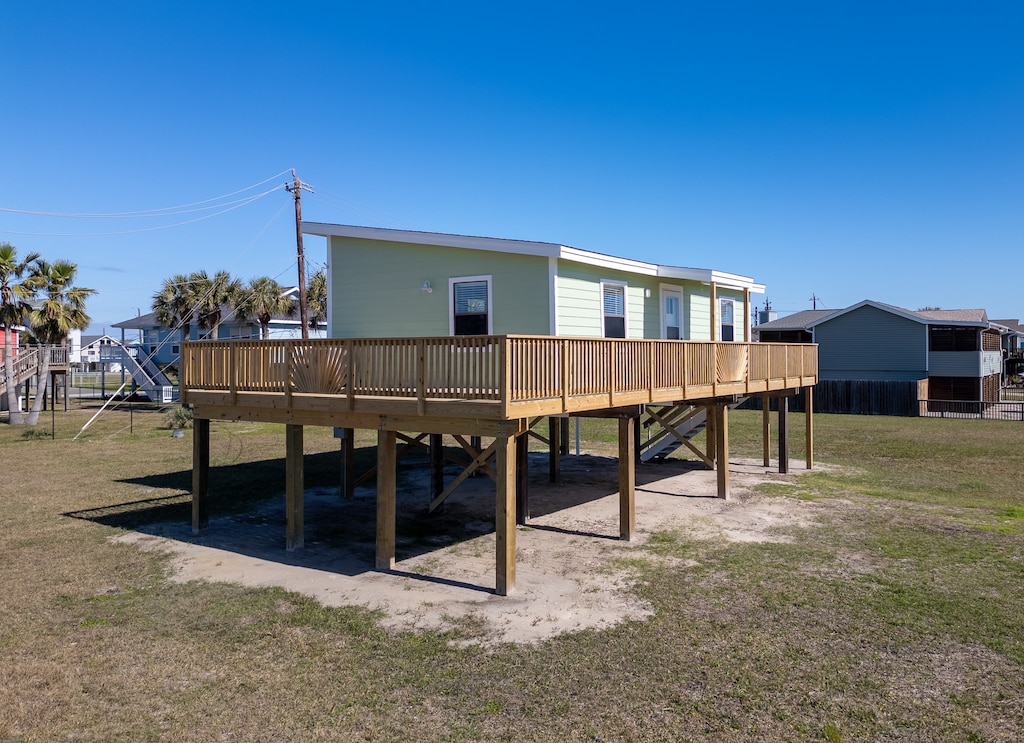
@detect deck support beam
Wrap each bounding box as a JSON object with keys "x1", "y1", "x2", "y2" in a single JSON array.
[
  {"x1": 376, "y1": 429, "x2": 397, "y2": 570},
  {"x1": 618, "y1": 416, "x2": 636, "y2": 541},
  {"x1": 762, "y1": 395, "x2": 771, "y2": 468},
  {"x1": 429, "y1": 433, "x2": 444, "y2": 499},
  {"x1": 548, "y1": 416, "x2": 562, "y2": 483},
  {"x1": 191, "y1": 418, "x2": 209, "y2": 534},
  {"x1": 778, "y1": 395, "x2": 790, "y2": 474},
  {"x1": 285, "y1": 424, "x2": 304, "y2": 551},
  {"x1": 516, "y1": 432, "x2": 530, "y2": 525},
  {"x1": 339, "y1": 428, "x2": 355, "y2": 500},
  {"x1": 805, "y1": 386, "x2": 814, "y2": 469},
  {"x1": 715, "y1": 404, "x2": 730, "y2": 499},
  {"x1": 495, "y1": 435, "x2": 516, "y2": 595}
]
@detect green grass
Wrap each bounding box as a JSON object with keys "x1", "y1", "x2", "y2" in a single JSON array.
[{"x1": 1, "y1": 407, "x2": 1023, "y2": 741}]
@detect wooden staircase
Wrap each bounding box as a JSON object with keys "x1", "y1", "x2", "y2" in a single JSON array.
[
  {"x1": 0, "y1": 346, "x2": 70, "y2": 399},
  {"x1": 640, "y1": 398, "x2": 748, "y2": 463}
]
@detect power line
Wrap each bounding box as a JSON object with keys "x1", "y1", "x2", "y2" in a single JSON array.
[{"x1": 0, "y1": 170, "x2": 292, "y2": 219}]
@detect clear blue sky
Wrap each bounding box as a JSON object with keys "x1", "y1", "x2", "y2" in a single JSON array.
[{"x1": 2, "y1": 1, "x2": 1022, "y2": 333}]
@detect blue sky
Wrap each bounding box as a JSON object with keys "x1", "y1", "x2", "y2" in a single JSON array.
[{"x1": 2, "y1": 2, "x2": 1022, "y2": 333}]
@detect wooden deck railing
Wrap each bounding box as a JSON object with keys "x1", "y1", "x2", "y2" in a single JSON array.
[
  {"x1": 0, "y1": 346, "x2": 71, "y2": 394},
  {"x1": 182, "y1": 336, "x2": 817, "y2": 420}
]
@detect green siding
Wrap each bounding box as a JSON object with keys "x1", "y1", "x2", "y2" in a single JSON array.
[
  {"x1": 686, "y1": 290, "x2": 711, "y2": 341},
  {"x1": 329, "y1": 237, "x2": 550, "y2": 337}
]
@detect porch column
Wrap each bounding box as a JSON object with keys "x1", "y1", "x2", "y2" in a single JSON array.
[
  {"x1": 286, "y1": 424, "x2": 304, "y2": 551},
  {"x1": 495, "y1": 434, "x2": 517, "y2": 596},
  {"x1": 376, "y1": 429, "x2": 397, "y2": 570},
  {"x1": 191, "y1": 418, "x2": 209, "y2": 534},
  {"x1": 618, "y1": 416, "x2": 636, "y2": 541},
  {"x1": 805, "y1": 386, "x2": 814, "y2": 470},
  {"x1": 778, "y1": 395, "x2": 790, "y2": 474},
  {"x1": 715, "y1": 405, "x2": 730, "y2": 499}
]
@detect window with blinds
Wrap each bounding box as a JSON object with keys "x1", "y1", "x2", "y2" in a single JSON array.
[
  {"x1": 603, "y1": 283, "x2": 626, "y2": 338},
  {"x1": 720, "y1": 298, "x2": 735, "y2": 342},
  {"x1": 452, "y1": 279, "x2": 490, "y2": 335}
]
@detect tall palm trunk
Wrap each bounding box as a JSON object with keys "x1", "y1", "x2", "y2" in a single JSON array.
[{"x1": 25, "y1": 344, "x2": 51, "y2": 425}]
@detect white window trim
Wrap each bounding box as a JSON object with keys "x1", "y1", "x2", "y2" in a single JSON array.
[
  {"x1": 448, "y1": 275, "x2": 493, "y2": 336},
  {"x1": 720, "y1": 297, "x2": 736, "y2": 342},
  {"x1": 659, "y1": 284, "x2": 684, "y2": 340},
  {"x1": 600, "y1": 279, "x2": 629, "y2": 338}
]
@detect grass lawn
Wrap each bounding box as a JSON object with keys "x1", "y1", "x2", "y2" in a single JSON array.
[{"x1": 1, "y1": 404, "x2": 1022, "y2": 741}]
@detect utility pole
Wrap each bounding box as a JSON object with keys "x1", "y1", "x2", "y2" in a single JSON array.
[
  {"x1": 809, "y1": 293, "x2": 821, "y2": 310},
  {"x1": 286, "y1": 169, "x2": 313, "y2": 339}
]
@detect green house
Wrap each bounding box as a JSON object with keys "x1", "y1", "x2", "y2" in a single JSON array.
[{"x1": 303, "y1": 223, "x2": 763, "y2": 342}]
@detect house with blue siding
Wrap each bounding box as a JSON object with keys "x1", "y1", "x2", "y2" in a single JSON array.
[
  {"x1": 755, "y1": 299, "x2": 1005, "y2": 405},
  {"x1": 303, "y1": 223, "x2": 764, "y2": 343}
]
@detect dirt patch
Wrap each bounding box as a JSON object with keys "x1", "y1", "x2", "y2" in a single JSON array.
[{"x1": 116, "y1": 453, "x2": 820, "y2": 645}]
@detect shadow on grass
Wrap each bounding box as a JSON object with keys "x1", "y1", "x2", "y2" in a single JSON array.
[{"x1": 63, "y1": 445, "x2": 717, "y2": 587}]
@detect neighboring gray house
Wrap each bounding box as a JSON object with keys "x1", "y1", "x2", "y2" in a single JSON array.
[
  {"x1": 755, "y1": 300, "x2": 1004, "y2": 408},
  {"x1": 992, "y1": 319, "x2": 1024, "y2": 381},
  {"x1": 113, "y1": 287, "x2": 325, "y2": 368},
  {"x1": 303, "y1": 223, "x2": 764, "y2": 343}
]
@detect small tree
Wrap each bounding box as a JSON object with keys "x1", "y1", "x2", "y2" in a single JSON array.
[{"x1": 189, "y1": 269, "x2": 241, "y2": 339}]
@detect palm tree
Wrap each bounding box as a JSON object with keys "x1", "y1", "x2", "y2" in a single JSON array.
[
  {"x1": 307, "y1": 269, "x2": 327, "y2": 333},
  {"x1": 189, "y1": 270, "x2": 241, "y2": 339},
  {"x1": 0, "y1": 243, "x2": 41, "y2": 423},
  {"x1": 25, "y1": 259, "x2": 95, "y2": 425},
  {"x1": 236, "y1": 277, "x2": 295, "y2": 340},
  {"x1": 152, "y1": 273, "x2": 194, "y2": 352}
]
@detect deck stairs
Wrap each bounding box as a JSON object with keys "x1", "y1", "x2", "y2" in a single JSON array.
[
  {"x1": 0, "y1": 347, "x2": 44, "y2": 398},
  {"x1": 98, "y1": 342, "x2": 179, "y2": 403},
  {"x1": 640, "y1": 398, "x2": 748, "y2": 462}
]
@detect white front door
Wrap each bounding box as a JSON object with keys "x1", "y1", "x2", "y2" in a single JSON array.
[{"x1": 663, "y1": 289, "x2": 682, "y2": 340}]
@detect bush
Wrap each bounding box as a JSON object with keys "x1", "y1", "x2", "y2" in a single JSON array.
[{"x1": 164, "y1": 405, "x2": 194, "y2": 430}]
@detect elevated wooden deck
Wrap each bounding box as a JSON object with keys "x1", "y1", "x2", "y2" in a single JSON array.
[
  {"x1": 181, "y1": 335, "x2": 817, "y2": 432},
  {"x1": 182, "y1": 335, "x2": 817, "y2": 596}
]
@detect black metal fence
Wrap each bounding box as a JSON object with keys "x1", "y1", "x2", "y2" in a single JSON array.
[{"x1": 919, "y1": 400, "x2": 1024, "y2": 421}]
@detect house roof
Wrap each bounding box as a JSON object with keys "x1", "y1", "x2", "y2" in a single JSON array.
[
  {"x1": 755, "y1": 300, "x2": 995, "y2": 333},
  {"x1": 80, "y1": 334, "x2": 118, "y2": 347},
  {"x1": 302, "y1": 222, "x2": 766, "y2": 293}
]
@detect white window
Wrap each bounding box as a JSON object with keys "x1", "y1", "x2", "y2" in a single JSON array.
[
  {"x1": 602, "y1": 282, "x2": 627, "y2": 338},
  {"x1": 720, "y1": 298, "x2": 735, "y2": 342},
  {"x1": 449, "y1": 276, "x2": 492, "y2": 336}
]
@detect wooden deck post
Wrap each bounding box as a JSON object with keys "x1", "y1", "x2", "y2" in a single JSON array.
[
  {"x1": 705, "y1": 405, "x2": 717, "y2": 465},
  {"x1": 761, "y1": 395, "x2": 771, "y2": 468},
  {"x1": 429, "y1": 433, "x2": 444, "y2": 499},
  {"x1": 286, "y1": 424, "x2": 304, "y2": 551},
  {"x1": 516, "y1": 432, "x2": 530, "y2": 525},
  {"x1": 778, "y1": 395, "x2": 790, "y2": 474},
  {"x1": 340, "y1": 427, "x2": 355, "y2": 500},
  {"x1": 715, "y1": 404, "x2": 730, "y2": 499},
  {"x1": 560, "y1": 419, "x2": 570, "y2": 455},
  {"x1": 191, "y1": 418, "x2": 209, "y2": 534},
  {"x1": 495, "y1": 434, "x2": 517, "y2": 596},
  {"x1": 618, "y1": 416, "x2": 636, "y2": 541},
  {"x1": 376, "y1": 429, "x2": 397, "y2": 570},
  {"x1": 805, "y1": 386, "x2": 814, "y2": 470},
  {"x1": 548, "y1": 416, "x2": 562, "y2": 483}
]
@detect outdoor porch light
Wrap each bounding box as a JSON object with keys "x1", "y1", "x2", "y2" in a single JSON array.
[{"x1": 421, "y1": 280, "x2": 432, "y2": 294}]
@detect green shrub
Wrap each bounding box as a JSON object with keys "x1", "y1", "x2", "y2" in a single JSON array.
[{"x1": 164, "y1": 405, "x2": 194, "y2": 430}]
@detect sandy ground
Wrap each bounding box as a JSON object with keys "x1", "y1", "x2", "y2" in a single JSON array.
[{"x1": 116, "y1": 453, "x2": 821, "y2": 645}]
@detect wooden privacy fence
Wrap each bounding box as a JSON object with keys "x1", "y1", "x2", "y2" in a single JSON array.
[
  {"x1": 182, "y1": 336, "x2": 817, "y2": 417},
  {"x1": 742, "y1": 379, "x2": 926, "y2": 416}
]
